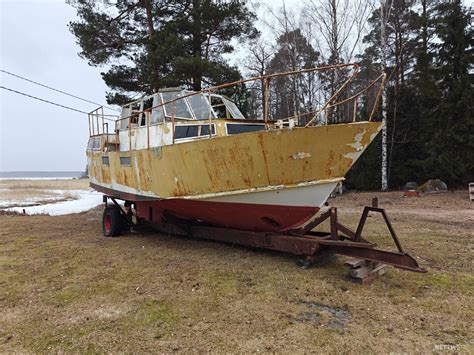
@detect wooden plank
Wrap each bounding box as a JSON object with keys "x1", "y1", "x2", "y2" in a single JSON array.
[
  {"x1": 344, "y1": 258, "x2": 368, "y2": 268},
  {"x1": 348, "y1": 263, "x2": 389, "y2": 284}
]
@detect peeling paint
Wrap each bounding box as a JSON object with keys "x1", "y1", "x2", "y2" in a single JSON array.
[
  {"x1": 87, "y1": 121, "x2": 382, "y2": 199},
  {"x1": 346, "y1": 129, "x2": 366, "y2": 150},
  {"x1": 291, "y1": 152, "x2": 311, "y2": 160},
  {"x1": 343, "y1": 129, "x2": 368, "y2": 163}
]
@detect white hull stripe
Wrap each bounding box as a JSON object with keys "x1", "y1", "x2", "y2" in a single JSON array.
[
  {"x1": 201, "y1": 181, "x2": 339, "y2": 208},
  {"x1": 90, "y1": 177, "x2": 340, "y2": 207}
]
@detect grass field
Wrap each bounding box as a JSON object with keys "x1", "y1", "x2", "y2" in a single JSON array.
[{"x1": 0, "y1": 184, "x2": 472, "y2": 352}]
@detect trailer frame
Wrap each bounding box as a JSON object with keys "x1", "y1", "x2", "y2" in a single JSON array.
[{"x1": 101, "y1": 195, "x2": 426, "y2": 273}]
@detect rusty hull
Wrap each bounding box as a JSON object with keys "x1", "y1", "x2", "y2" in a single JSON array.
[{"x1": 87, "y1": 121, "x2": 382, "y2": 199}]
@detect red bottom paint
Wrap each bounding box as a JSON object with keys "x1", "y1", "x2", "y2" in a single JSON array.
[
  {"x1": 137, "y1": 199, "x2": 319, "y2": 232},
  {"x1": 90, "y1": 183, "x2": 319, "y2": 232}
]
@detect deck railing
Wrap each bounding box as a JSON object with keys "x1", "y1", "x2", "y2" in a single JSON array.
[{"x1": 88, "y1": 64, "x2": 386, "y2": 148}]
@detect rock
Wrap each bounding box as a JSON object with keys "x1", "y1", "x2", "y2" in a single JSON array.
[
  {"x1": 417, "y1": 179, "x2": 448, "y2": 193},
  {"x1": 403, "y1": 182, "x2": 418, "y2": 191},
  {"x1": 329, "y1": 182, "x2": 344, "y2": 198}
]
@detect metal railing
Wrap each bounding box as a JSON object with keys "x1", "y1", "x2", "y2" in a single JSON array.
[{"x1": 88, "y1": 64, "x2": 386, "y2": 149}]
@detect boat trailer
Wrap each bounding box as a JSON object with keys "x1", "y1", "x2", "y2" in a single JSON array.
[{"x1": 102, "y1": 196, "x2": 427, "y2": 275}]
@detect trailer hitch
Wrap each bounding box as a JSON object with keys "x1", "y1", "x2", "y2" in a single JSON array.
[{"x1": 295, "y1": 198, "x2": 426, "y2": 273}]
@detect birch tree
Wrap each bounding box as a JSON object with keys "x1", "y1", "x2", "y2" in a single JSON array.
[{"x1": 379, "y1": 0, "x2": 391, "y2": 191}]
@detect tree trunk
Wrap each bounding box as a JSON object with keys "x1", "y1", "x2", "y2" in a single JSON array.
[
  {"x1": 192, "y1": 0, "x2": 202, "y2": 91},
  {"x1": 380, "y1": 0, "x2": 389, "y2": 191},
  {"x1": 143, "y1": 0, "x2": 156, "y2": 38}
]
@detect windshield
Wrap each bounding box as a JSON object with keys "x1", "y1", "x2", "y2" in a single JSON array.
[
  {"x1": 223, "y1": 97, "x2": 245, "y2": 119},
  {"x1": 161, "y1": 91, "x2": 193, "y2": 119},
  {"x1": 187, "y1": 92, "x2": 215, "y2": 120}
]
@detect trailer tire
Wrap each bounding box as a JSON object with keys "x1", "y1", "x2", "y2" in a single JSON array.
[{"x1": 102, "y1": 206, "x2": 124, "y2": 237}]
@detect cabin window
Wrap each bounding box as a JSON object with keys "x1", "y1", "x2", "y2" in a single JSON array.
[
  {"x1": 102, "y1": 156, "x2": 109, "y2": 165},
  {"x1": 151, "y1": 94, "x2": 164, "y2": 124},
  {"x1": 187, "y1": 93, "x2": 215, "y2": 120},
  {"x1": 211, "y1": 95, "x2": 227, "y2": 118},
  {"x1": 120, "y1": 156, "x2": 131, "y2": 166},
  {"x1": 120, "y1": 105, "x2": 131, "y2": 130},
  {"x1": 119, "y1": 102, "x2": 140, "y2": 130},
  {"x1": 174, "y1": 124, "x2": 216, "y2": 140},
  {"x1": 130, "y1": 102, "x2": 141, "y2": 126},
  {"x1": 223, "y1": 97, "x2": 245, "y2": 119},
  {"x1": 161, "y1": 92, "x2": 193, "y2": 119},
  {"x1": 226, "y1": 123, "x2": 265, "y2": 135},
  {"x1": 87, "y1": 137, "x2": 101, "y2": 151},
  {"x1": 140, "y1": 97, "x2": 153, "y2": 126}
]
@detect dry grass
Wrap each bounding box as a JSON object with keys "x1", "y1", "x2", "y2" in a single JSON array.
[
  {"x1": 0, "y1": 189, "x2": 61, "y2": 202},
  {"x1": 0, "y1": 178, "x2": 89, "y2": 191},
  {"x1": 0, "y1": 189, "x2": 472, "y2": 353}
]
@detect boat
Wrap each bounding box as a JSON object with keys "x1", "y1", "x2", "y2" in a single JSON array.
[{"x1": 86, "y1": 64, "x2": 385, "y2": 234}]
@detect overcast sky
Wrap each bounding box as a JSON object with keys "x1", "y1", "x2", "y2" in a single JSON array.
[
  {"x1": 1, "y1": 0, "x2": 470, "y2": 172},
  {"x1": 0, "y1": 0, "x2": 115, "y2": 171},
  {"x1": 0, "y1": 0, "x2": 297, "y2": 172}
]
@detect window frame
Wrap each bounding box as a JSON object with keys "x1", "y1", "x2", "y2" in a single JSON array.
[{"x1": 174, "y1": 123, "x2": 217, "y2": 142}]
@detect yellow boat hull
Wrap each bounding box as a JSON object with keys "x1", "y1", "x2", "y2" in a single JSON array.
[{"x1": 87, "y1": 121, "x2": 382, "y2": 200}]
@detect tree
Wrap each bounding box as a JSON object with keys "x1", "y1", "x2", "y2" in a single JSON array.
[
  {"x1": 356, "y1": 0, "x2": 421, "y2": 189},
  {"x1": 348, "y1": 0, "x2": 473, "y2": 190},
  {"x1": 421, "y1": 0, "x2": 474, "y2": 185},
  {"x1": 266, "y1": 29, "x2": 320, "y2": 120},
  {"x1": 245, "y1": 39, "x2": 273, "y2": 119},
  {"x1": 69, "y1": 0, "x2": 258, "y2": 104},
  {"x1": 303, "y1": 0, "x2": 374, "y2": 64}
]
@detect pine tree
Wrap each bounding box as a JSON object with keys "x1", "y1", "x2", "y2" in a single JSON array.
[
  {"x1": 267, "y1": 29, "x2": 320, "y2": 120},
  {"x1": 69, "y1": 0, "x2": 257, "y2": 105},
  {"x1": 422, "y1": 0, "x2": 474, "y2": 185}
]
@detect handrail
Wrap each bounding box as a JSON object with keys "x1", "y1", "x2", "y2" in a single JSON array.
[
  {"x1": 113, "y1": 63, "x2": 360, "y2": 127},
  {"x1": 88, "y1": 64, "x2": 386, "y2": 150},
  {"x1": 304, "y1": 65, "x2": 361, "y2": 126}
]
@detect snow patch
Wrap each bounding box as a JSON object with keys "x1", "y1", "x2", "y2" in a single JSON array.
[{"x1": 5, "y1": 190, "x2": 103, "y2": 216}]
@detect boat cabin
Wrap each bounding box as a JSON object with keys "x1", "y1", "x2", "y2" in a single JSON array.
[{"x1": 87, "y1": 88, "x2": 266, "y2": 153}]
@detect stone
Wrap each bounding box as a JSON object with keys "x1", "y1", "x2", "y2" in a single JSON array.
[
  {"x1": 403, "y1": 182, "x2": 418, "y2": 191},
  {"x1": 417, "y1": 179, "x2": 448, "y2": 193}
]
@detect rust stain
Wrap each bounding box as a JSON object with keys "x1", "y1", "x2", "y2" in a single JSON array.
[
  {"x1": 257, "y1": 133, "x2": 271, "y2": 185},
  {"x1": 88, "y1": 121, "x2": 382, "y2": 198}
]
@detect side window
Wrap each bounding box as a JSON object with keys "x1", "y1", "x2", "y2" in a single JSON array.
[
  {"x1": 174, "y1": 124, "x2": 216, "y2": 140},
  {"x1": 223, "y1": 97, "x2": 245, "y2": 119},
  {"x1": 141, "y1": 97, "x2": 153, "y2": 126},
  {"x1": 88, "y1": 137, "x2": 100, "y2": 150},
  {"x1": 211, "y1": 96, "x2": 227, "y2": 118},
  {"x1": 130, "y1": 102, "x2": 141, "y2": 126},
  {"x1": 226, "y1": 123, "x2": 265, "y2": 135},
  {"x1": 120, "y1": 105, "x2": 131, "y2": 130},
  {"x1": 151, "y1": 94, "x2": 164, "y2": 124},
  {"x1": 120, "y1": 156, "x2": 131, "y2": 166}
]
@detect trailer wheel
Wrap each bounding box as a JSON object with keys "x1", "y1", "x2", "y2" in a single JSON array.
[{"x1": 102, "y1": 206, "x2": 124, "y2": 237}]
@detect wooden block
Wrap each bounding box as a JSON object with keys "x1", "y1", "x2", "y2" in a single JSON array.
[
  {"x1": 344, "y1": 258, "x2": 368, "y2": 268},
  {"x1": 349, "y1": 263, "x2": 389, "y2": 285},
  {"x1": 350, "y1": 266, "x2": 373, "y2": 278}
]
